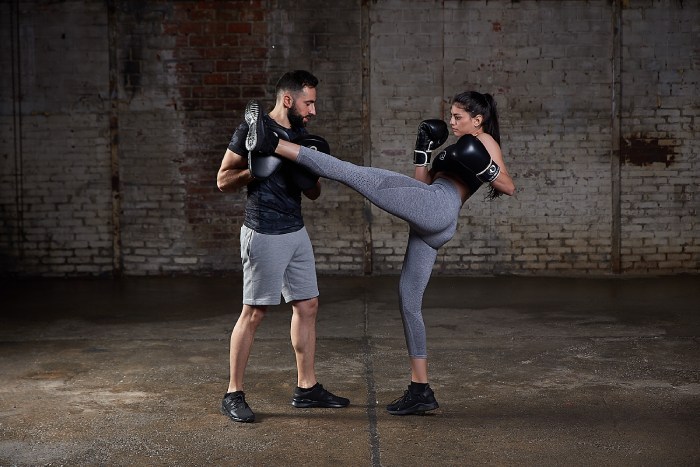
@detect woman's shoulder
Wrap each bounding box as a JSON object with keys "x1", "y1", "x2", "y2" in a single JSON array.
[
  {"x1": 477, "y1": 133, "x2": 503, "y2": 160},
  {"x1": 476, "y1": 132, "x2": 498, "y2": 146}
]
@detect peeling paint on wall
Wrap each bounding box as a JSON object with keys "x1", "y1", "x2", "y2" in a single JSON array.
[{"x1": 621, "y1": 136, "x2": 676, "y2": 167}]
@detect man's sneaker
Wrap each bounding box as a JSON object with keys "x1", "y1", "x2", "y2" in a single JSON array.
[
  {"x1": 221, "y1": 391, "x2": 255, "y2": 423},
  {"x1": 386, "y1": 385, "x2": 439, "y2": 415},
  {"x1": 292, "y1": 383, "x2": 350, "y2": 408},
  {"x1": 244, "y1": 100, "x2": 278, "y2": 155}
]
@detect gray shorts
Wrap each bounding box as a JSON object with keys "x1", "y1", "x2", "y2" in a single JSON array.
[{"x1": 240, "y1": 225, "x2": 319, "y2": 306}]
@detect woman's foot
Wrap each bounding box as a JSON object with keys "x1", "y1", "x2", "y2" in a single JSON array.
[
  {"x1": 386, "y1": 384, "x2": 439, "y2": 415},
  {"x1": 244, "y1": 100, "x2": 279, "y2": 155}
]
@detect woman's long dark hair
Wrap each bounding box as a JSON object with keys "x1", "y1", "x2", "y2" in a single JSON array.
[
  {"x1": 452, "y1": 91, "x2": 503, "y2": 199},
  {"x1": 451, "y1": 91, "x2": 500, "y2": 145}
]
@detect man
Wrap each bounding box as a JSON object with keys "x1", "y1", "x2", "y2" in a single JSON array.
[{"x1": 216, "y1": 70, "x2": 349, "y2": 423}]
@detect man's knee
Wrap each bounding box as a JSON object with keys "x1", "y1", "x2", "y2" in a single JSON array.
[
  {"x1": 241, "y1": 305, "x2": 267, "y2": 328},
  {"x1": 292, "y1": 297, "x2": 318, "y2": 319}
]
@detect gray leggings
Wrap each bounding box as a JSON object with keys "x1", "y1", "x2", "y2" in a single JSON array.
[{"x1": 297, "y1": 146, "x2": 464, "y2": 358}]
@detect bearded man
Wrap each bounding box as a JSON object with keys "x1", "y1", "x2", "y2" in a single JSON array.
[{"x1": 216, "y1": 70, "x2": 349, "y2": 423}]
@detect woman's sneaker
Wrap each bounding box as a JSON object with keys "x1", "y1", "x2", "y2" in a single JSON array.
[
  {"x1": 244, "y1": 100, "x2": 278, "y2": 155},
  {"x1": 292, "y1": 383, "x2": 350, "y2": 408},
  {"x1": 221, "y1": 391, "x2": 255, "y2": 423},
  {"x1": 386, "y1": 385, "x2": 439, "y2": 415}
]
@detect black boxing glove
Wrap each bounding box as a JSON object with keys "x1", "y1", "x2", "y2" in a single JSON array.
[
  {"x1": 452, "y1": 134, "x2": 500, "y2": 182},
  {"x1": 290, "y1": 134, "x2": 329, "y2": 190},
  {"x1": 294, "y1": 134, "x2": 330, "y2": 154},
  {"x1": 432, "y1": 144, "x2": 483, "y2": 196},
  {"x1": 247, "y1": 125, "x2": 290, "y2": 180},
  {"x1": 413, "y1": 119, "x2": 449, "y2": 166}
]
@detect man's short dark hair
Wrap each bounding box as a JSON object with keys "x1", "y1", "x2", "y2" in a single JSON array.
[{"x1": 275, "y1": 70, "x2": 319, "y2": 95}]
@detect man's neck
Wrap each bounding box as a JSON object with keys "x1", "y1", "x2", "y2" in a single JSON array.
[{"x1": 268, "y1": 105, "x2": 290, "y2": 129}]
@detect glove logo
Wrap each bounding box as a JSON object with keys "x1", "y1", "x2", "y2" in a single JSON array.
[{"x1": 438, "y1": 150, "x2": 446, "y2": 160}]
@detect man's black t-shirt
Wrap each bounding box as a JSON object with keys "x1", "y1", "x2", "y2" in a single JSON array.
[{"x1": 228, "y1": 116, "x2": 308, "y2": 234}]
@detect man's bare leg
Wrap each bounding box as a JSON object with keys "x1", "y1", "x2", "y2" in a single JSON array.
[{"x1": 290, "y1": 297, "x2": 319, "y2": 389}]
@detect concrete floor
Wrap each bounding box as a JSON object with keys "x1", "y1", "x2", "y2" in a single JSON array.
[{"x1": 0, "y1": 274, "x2": 699, "y2": 466}]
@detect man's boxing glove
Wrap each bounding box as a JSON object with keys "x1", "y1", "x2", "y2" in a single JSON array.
[
  {"x1": 452, "y1": 134, "x2": 500, "y2": 182},
  {"x1": 294, "y1": 134, "x2": 330, "y2": 154},
  {"x1": 248, "y1": 150, "x2": 282, "y2": 180},
  {"x1": 247, "y1": 126, "x2": 290, "y2": 180},
  {"x1": 289, "y1": 134, "x2": 329, "y2": 190},
  {"x1": 413, "y1": 119, "x2": 449, "y2": 166}
]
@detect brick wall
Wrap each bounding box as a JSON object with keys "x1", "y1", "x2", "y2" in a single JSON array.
[
  {"x1": 619, "y1": 3, "x2": 699, "y2": 273},
  {"x1": 1, "y1": 0, "x2": 698, "y2": 277},
  {"x1": 1, "y1": 1, "x2": 113, "y2": 275}
]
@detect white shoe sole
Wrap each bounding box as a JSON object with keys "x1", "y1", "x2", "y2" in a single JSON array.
[{"x1": 244, "y1": 100, "x2": 260, "y2": 152}]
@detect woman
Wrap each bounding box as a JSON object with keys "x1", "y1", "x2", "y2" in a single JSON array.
[{"x1": 244, "y1": 91, "x2": 515, "y2": 415}]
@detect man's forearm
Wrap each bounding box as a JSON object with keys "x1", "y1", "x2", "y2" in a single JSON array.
[{"x1": 218, "y1": 169, "x2": 253, "y2": 192}]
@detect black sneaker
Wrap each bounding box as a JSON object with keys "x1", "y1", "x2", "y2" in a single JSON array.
[
  {"x1": 244, "y1": 100, "x2": 278, "y2": 154},
  {"x1": 386, "y1": 385, "x2": 439, "y2": 415},
  {"x1": 221, "y1": 391, "x2": 255, "y2": 423},
  {"x1": 292, "y1": 383, "x2": 350, "y2": 408}
]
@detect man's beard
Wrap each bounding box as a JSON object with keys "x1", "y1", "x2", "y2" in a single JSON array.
[{"x1": 288, "y1": 105, "x2": 306, "y2": 128}]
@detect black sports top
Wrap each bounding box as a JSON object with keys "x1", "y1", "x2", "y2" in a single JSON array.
[{"x1": 228, "y1": 116, "x2": 308, "y2": 234}]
